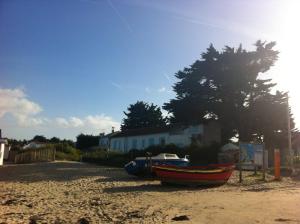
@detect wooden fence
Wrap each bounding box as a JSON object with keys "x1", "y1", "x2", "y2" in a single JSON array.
[{"x1": 15, "y1": 148, "x2": 56, "y2": 164}]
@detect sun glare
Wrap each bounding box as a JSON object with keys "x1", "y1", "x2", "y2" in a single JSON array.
[{"x1": 274, "y1": 0, "x2": 300, "y2": 127}]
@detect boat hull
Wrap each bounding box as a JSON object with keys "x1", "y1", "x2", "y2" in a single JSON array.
[{"x1": 153, "y1": 164, "x2": 234, "y2": 186}]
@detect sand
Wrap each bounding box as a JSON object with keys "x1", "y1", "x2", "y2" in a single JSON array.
[{"x1": 0, "y1": 161, "x2": 300, "y2": 224}]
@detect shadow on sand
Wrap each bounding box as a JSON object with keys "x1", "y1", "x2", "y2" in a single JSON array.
[
  {"x1": 0, "y1": 161, "x2": 123, "y2": 183},
  {"x1": 103, "y1": 182, "x2": 219, "y2": 193}
]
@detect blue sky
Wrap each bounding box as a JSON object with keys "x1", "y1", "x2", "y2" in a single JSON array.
[{"x1": 1, "y1": 0, "x2": 299, "y2": 140}]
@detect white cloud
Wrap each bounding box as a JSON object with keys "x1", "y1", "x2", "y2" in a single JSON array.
[
  {"x1": 69, "y1": 117, "x2": 84, "y2": 127},
  {"x1": 158, "y1": 87, "x2": 166, "y2": 92},
  {"x1": 0, "y1": 88, "x2": 43, "y2": 126},
  {"x1": 85, "y1": 115, "x2": 120, "y2": 130},
  {"x1": 0, "y1": 87, "x2": 120, "y2": 139},
  {"x1": 111, "y1": 82, "x2": 122, "y2": 89},
  {"x1": 163, "y1": 72, "x2": 172, "y2": 82},
  {"x1": 55, "y1": 117, "x2": 69, "y2": 127},
  {"x1": 55, "y1": 115, "x2": 119, "y2": 131}
]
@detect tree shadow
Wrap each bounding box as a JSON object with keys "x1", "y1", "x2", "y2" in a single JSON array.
[
  {"x1": 0, "y1": 161, "x2": 124, "y2": 183},
  {"x1": 103, "y1": 182, "x2": 224, "y2": 193},
  {"x1": 94, "y1": 175, "x2": 157, "y2": 183}
]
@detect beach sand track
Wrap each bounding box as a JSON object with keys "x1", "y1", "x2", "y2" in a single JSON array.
[{"x1": 0, "y1": 161, "x2": 300, "y2": 223}]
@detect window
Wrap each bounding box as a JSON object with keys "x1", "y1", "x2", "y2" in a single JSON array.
[
  {"x1": 113, "y1": 140, "x2": 117, "y2": 149},
  {"x1": 132, "y1": 139, "x2": 137, "y2": 149},
  {"x1": 118, "y1": 140, "x2": 121, "y2": 150},
  {"x1": 189, "y1": 126, "x2": 199, "y2": 134},
  {"x1": 124, "y1": 139, "x2": 128, "y2": 152},
  {"x1": 142, "y1": 139, "x2": 146, "y2": 149},
  {"x1": 159, "y1": 137, "x2": 166, "y2": 146},
  {"x1": 148, "y1": 138, "x2": 155, "y2": 146}
]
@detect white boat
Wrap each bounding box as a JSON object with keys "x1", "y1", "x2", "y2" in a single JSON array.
[{"x1": 124, "y1": 153, "x2": 189, "y2": 176}]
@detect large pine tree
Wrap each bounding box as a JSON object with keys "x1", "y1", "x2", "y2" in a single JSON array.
[
  {"x1": 164, "y1": 41, "x2": 294, "y2": 146},
  {"x1": 121, "y1": 101, "x2": 167, "y2": 131}
]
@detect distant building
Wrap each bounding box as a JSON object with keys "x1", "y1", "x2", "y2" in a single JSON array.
[
  {"x1": 0, "y1": 129, "x2": 9, "y2": 165},
  {"x1": 99, "y1": 131, "x2": 120, "y2": 150},
  {"x1": 3, "y1": 141, "x2": 11, "y2": 160},
  {"x1": 99, "y1": 122, "x2": 221, "y2": 153},
  {"x1": 23, "y1": 142, "x2": 46, "y2": 150},
  {"x1": 0, "y1": 138, "x2": 7, "y2": 166}
]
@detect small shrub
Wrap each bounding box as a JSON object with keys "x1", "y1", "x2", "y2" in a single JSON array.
[
  {"x1": 53, "y1": 143, "x2": 82, "y2": 161},
  {"x1": 82, "y1": 149, "x2": 130, "y2": 167}
]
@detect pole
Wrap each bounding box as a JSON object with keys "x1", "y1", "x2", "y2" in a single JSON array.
[
  {"x1": 239, "y1": 142, "x2": 242, "y2": 183},
  {"x1": 286, "y1": 94, "x2": 294, "y2": 169},
  {"x1": 262, "y1": 143, "x2": 266, "y2": 181},
  {"x1": 274, "y1": 148, "x2": 281, "y2": 180}
]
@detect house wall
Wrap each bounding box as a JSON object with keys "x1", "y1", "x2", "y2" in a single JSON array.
[
  {"x1": 4, "y1": 145, "x2": 10, "y2": 160},
  {"x1": 0, "y1": 142, "x2": 4, "y2": 166},
  {"x1": 110, "y1": 132, "x2": 169, "y2": 152},
  {"x1": 109, "y1": 124, "x2": 207, "y2": 152},
  {"x1": 99, "y1": 137, "x2": 109, "y2": 149}
]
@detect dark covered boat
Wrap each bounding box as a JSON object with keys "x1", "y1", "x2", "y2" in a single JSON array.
[
  {"x1": 124, "y1": 153, "x2": 189, "y2": 176},
  {"x1": 152, "y1": 163, "x2": 234, "y2": 186}
]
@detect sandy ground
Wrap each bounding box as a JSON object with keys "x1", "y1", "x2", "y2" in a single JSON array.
[{"x1": 0, "y1": 161, "x2": 300, "y2": 224}]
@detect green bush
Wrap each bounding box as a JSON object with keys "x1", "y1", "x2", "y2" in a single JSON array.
[
  {"x1": 82, "y1": 149, "x2": 131, "y2": 167},
  {"x1": 55, "y1": 151, "x2": 81, "y2": 161},
  {"x1": 53, "y1": 143, "x2": 81, "y2": 161}
]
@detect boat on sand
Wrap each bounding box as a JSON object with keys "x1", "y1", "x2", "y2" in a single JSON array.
[
  {"x1": 124, "y1": 153, "x2": 189, "y2": 176},
  {"x1": 152, "y1": 163, "x2": 234, "y2": 186}
]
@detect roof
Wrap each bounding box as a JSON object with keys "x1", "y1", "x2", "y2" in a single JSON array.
[
  {"x1": 102, "y1": 131, "x2": 121, "y2": 138},
  {"x1": 111, "y1": 124, "x2": 191, "y2": 138}
]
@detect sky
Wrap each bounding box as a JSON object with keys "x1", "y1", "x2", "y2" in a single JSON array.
[{"x1": 1, "y1": 0, "x2": 299, "y2": 140}]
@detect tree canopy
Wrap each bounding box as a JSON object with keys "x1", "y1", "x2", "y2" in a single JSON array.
[
  {"x1": 32, "y1": 135, "x2": 48, "y2": 143},
  {"x1": 164, "y1": 41, "x2": 295, "y2": 146},
  {"x1": 121, "y1": 101, "x2": 167, "y2": 131},
  {"x1": 76, "y1": 134, "x2": 99, "y2": 150}
]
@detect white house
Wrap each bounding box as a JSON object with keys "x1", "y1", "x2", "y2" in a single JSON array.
[
  {"x1": 0, "y1": 138, "x2": 6, "y2": 166},
  {"x1": 99, "y1": 131, "x2": 120, "y2": 149},
  {"x1": 100, "y1": 122, "x2": 221, "y2": 153},
  {"x1": 0, "y1": 129, "x2": 8, "y2": 165},
  {"x1": 3, "y1": 143, "x2": 11, "y2": 160}
]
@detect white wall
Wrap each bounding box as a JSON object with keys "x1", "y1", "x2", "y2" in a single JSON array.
[
  {"x1": 110, "y1": 124, "x2": 204, "y2": 152},
  {"x1": 99, "y1": 137, "x2": 109, "y2": 148},
  {"x1": 4, "y1": 145, "x2": 10, "y2": 160},
  {"x1": 110, "y1": 132, "x2": 169, "y2": 152},
  {"x1": 0, "y1": 143, "x2": 4, "y2": 166}
]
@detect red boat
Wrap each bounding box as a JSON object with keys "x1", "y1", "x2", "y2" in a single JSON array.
[{"x1": 152, "y1": 164, "x2": 235, "y2": 186}]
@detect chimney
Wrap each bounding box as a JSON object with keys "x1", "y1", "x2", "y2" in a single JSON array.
[
  {"x1": 0, "y1": 129, "x2": 2, "y2": 138},
  {"x1": 111, "y1": 126, "x2": 115, "y2": 133}
]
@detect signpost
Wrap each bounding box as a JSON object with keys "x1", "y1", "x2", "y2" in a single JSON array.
[{"x1": 239, "y1": 142, "x2": 267, "y2": 182}]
